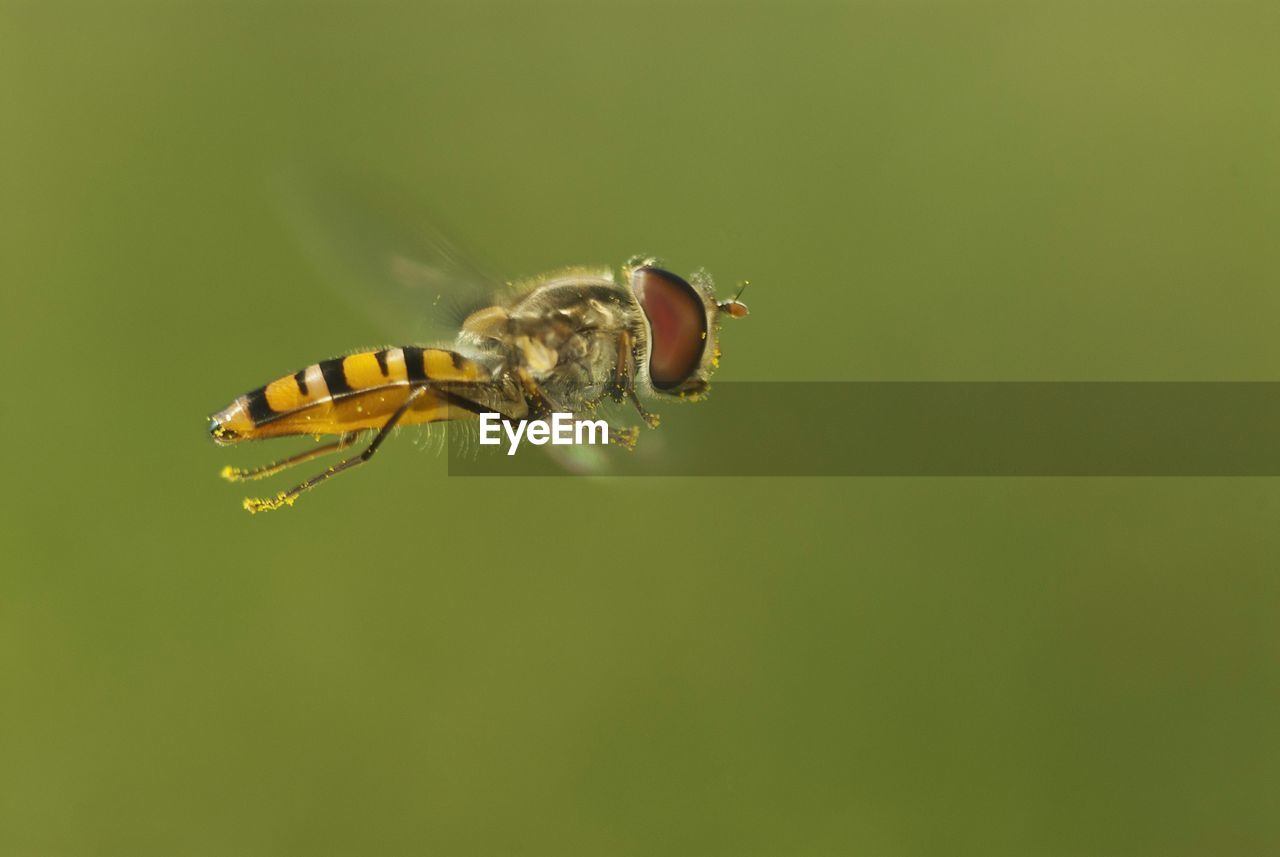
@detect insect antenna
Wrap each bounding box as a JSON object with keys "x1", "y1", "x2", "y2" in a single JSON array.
[{"x1": 719, "y1": 279, "x2": 751, "y2": 318}]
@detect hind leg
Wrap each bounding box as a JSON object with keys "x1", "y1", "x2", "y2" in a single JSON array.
[
  {"x1": 220, "y1": 432, "x2": 361, "y2": 483},
  {"x1": 242, "y1": 387, "x2": 428, "y2": 514}
]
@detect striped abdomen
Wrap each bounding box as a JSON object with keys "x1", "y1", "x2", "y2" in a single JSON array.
[{"x1": 209, "y1": 346, "x2": 489, "y2": 443}]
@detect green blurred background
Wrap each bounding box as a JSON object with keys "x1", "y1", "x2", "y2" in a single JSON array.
[{"x1": 3, "y1": 1, "x2": 1279, "y2": 854}]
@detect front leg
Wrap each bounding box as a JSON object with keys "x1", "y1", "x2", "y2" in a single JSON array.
[
  {"x1": 515, "y1": 366, "x2": 559, "y2": 420},
  {"x1": 610, "y1": 331, "x2": 661, "y2": 429},
  {"x1": 515, "y1": 367, "x2": 640, "y2": 451}
]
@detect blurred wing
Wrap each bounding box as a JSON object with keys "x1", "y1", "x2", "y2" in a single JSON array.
[{"x1": 273, "y1": 170, "x2": 503, "y2": 345}]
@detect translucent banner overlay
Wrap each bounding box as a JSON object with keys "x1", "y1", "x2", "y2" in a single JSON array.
[{"x1": 446, "y1": 383, "x2": 1280, "y2": 476}]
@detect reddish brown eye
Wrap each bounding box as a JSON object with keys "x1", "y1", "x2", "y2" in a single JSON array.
[{"x1": 632, "y1": 267, "x2": 708, "y2": 389}]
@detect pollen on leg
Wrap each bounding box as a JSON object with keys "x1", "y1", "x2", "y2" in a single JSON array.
[
  {"x1": 610, "y1": 427, "x2": 640, "y2": 450},
  {"x1": 242, "y1": 492, "x2": 299, "y2": 515},
  {"x1": 222, "y1": 464, "x2": 277, "y2": 483}
]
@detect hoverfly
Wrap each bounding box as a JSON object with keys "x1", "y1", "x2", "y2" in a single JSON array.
[{"x1": 209, "y1": 215, "x2": 750, "y2": 512}]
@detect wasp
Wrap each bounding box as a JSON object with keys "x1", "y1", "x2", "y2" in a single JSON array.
[{"x1": 210, "y1": 250, "x2": 749, "y2": 513}]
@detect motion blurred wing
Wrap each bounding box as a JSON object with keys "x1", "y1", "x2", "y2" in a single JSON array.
[{"x1": 274, "y1": 169, "x2": 503, "y2": 346}]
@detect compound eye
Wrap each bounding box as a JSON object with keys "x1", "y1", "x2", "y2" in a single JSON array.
[{"x1": 632, "y1": 267, "x2": 708, "y2": 389}]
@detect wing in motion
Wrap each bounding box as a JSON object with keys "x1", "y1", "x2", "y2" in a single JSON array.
[{"x1": 273, "y1": 167, "x2": 503, "y2": 346}]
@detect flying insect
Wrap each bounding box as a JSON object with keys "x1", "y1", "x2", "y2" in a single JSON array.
[{"x1": 210, "y1": 252, "x2": 749, "y2": 513}]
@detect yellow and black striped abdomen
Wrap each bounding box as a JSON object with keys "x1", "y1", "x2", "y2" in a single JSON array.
[{"x1": 209, "y1": 346, "x2": 489, "y2": 443}]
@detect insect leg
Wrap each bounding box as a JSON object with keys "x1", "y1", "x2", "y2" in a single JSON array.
[
  {"x1": 509, "y1": 367, "x2": 639, "y2": 449},
  {"x1": 515, "y1": 367, "x2": 559, "y2": 419},
  {"x1": 609, "y1": 426, "x2": 640, "y2": 450},
  {"x1": 242, "y1": 386, "x2": 429, "y2": 514},
  {"x1": 625, "y1": 390, "x2": 659, "y2": 429},
  {"x1": 612, "y1": 332, "x2": 660, "y2": 428},
  {"x1": 220, "y1": 432, "x2": 361, "y2": 483}
]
